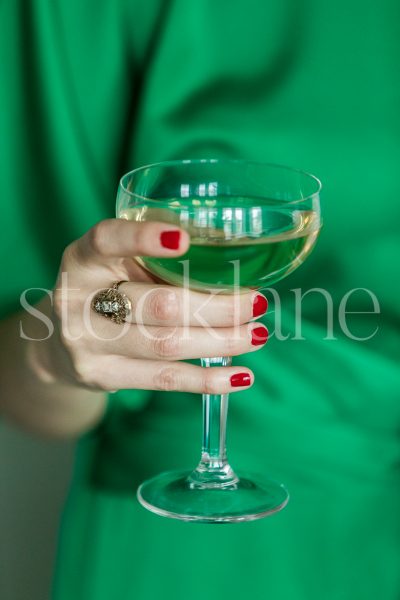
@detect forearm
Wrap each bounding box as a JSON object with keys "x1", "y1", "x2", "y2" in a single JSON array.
[{"x1": 0, "y1": 301, "x2": 106, "y2": 439}]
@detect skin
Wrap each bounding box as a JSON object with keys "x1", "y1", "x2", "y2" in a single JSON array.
[{"x1": 0, "y1": 219, "x2": 268, "y2": 439}]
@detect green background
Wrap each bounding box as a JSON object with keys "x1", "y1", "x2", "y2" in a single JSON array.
[{"x1": 1, "y1": 1, "x2": 400, "y2": 599}]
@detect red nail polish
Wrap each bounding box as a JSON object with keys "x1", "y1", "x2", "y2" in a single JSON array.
[
  {"x1": 252, "y1": 294, "x2": 268, "y2": 317},
  {"x1": 251, "y1": 326, "x2": 268, "y2": 346},
  {"x1": 230, "y1": 373, "x2": 252, "y2": 387},
  {"x1": 160, "y1": 230, "x2": 181, "y2": 250}
]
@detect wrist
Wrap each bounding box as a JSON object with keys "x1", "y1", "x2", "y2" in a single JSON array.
[
  {"x1": 19, "y1": 296, "x2": 61, "y2": 385},
  {"x1": 26, "y1": 336, "x2": 58, "y2": 385}
]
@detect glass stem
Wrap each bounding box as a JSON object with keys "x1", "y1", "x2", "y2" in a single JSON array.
[{"x1": 187, "y1": 357, "x2": 239, "y2": 489}]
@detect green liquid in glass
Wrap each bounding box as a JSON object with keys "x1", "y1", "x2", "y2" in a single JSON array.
[{"x1": 120, "y1": 201, "x2": 320, "y2": 291}]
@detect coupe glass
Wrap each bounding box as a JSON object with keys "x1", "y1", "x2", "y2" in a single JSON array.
[{"x1": 116, "y1": 159, "x2": 322, "y2": 523}]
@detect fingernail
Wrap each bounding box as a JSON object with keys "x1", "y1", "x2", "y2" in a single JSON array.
[
  {"x1": 160, "y1": 230, "x2": 181, "y2": 250},
  {"x1": 251, "y1": 326, "x2": 268, "y2": 346},
  {"x1": 230, "y1": 372, "x2": 252, "y2": 387},
  {"x1": 252, "y1": 294, "x2": 268, "y2": 317}
]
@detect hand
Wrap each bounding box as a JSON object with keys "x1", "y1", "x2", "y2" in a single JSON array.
[{"x1": 39, "y1": 219, "x2": 268, "y2": 394}]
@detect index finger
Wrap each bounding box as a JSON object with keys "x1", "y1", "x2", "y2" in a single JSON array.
[{"x1": 75, "y1": 219, "x2": 190, "y2": 263}]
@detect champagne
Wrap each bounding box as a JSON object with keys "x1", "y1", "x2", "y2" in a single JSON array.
[{"x1": 120, "y1": 200, "x2": 321, "y2": 291}]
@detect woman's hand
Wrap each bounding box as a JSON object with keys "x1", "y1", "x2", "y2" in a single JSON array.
[{"x1": 39, "y1": 219, "x2": 268, "y2": 395}]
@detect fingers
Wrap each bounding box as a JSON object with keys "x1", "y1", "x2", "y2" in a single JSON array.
[
  {"x1": 97, "y1": 322, "x2": 269, "y2": 360},
  {"x1": 74, "y1": 219, "x2": 190, "y2": 263},
  {"x1": 95, "y1": 358, "x2": 254, "y2": 394},
  {"x1": 118, "y1": 283, "x2": 268, "y2": 327}
]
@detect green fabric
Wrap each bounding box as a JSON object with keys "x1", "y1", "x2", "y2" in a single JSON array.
[{"x1": 1, "y1": 1, "x2": 400, "y2": 599}]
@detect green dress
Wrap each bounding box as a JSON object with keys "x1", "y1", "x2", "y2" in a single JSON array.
[{"x1": 1, "y1": 1, "x2": 400, "y2": 598}]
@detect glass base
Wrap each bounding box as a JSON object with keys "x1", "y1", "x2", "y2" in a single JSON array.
[{"x1": 137, "y1": 469, "x2": 289, "y2": 523}]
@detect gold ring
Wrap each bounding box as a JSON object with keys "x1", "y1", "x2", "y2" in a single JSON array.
[{"x1": 91, "y1": 281, "x2": 131, "y2": 324}]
